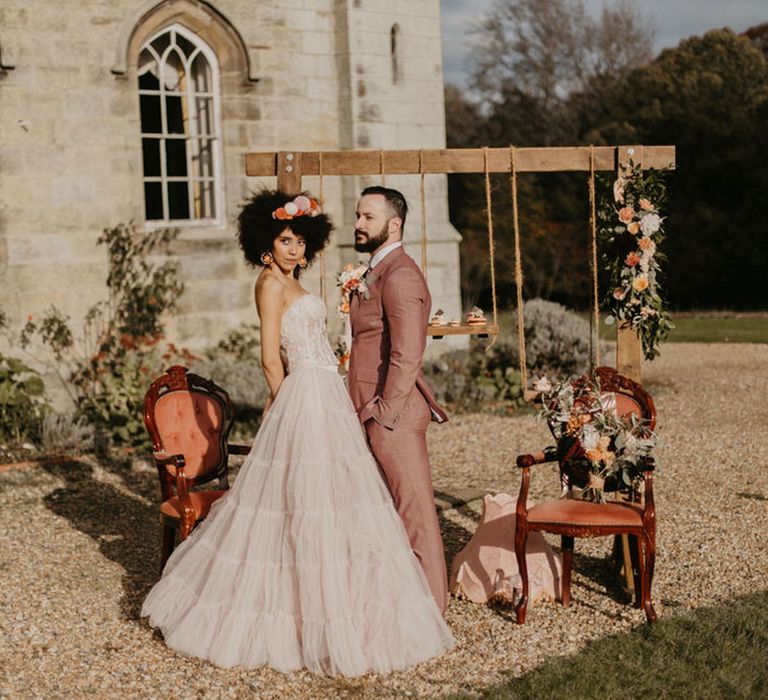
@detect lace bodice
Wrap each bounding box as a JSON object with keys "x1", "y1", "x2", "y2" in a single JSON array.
[{"x1": 280, "y1": 294, "x2": 339, "y2": 374}]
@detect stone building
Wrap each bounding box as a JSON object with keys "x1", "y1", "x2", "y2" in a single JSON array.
[{"x1": 0, "y1": 0, "x2": 461, "y2": 350}]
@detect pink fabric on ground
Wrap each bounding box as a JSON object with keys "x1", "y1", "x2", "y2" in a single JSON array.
[{"x1": 450, "y1": 493, "x2": 562, "y2": 605}]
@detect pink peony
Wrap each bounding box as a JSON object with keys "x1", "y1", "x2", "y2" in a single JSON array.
[
  {"x1": 618, "y1": 207, "x2": 635, "y2": 223},
  {"x1": 638, "y1": 236, "x2": 653, "y2": 250},
  {"x1": 625, "y1": 252, "x2": 641, "y2": 267}
]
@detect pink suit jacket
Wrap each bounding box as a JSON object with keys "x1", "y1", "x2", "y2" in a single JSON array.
[{"x1": 348, "y1": 246, "x2": 448, "y2": 429}]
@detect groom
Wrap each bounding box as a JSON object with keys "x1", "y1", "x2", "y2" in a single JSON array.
[{"x1": 347, "y1": 185, "x2": 449, "y2": 613}]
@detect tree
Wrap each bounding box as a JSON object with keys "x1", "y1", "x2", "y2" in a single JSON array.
[
  {"x1": 447, "y1": 0, "x2": 656, "y2": 311},
  {"x1": 592, "y1": 29, "x2": 768, "y2": 308},
  {"x1": 470, "y1": 0, "x2": 654, "y2": 143}
]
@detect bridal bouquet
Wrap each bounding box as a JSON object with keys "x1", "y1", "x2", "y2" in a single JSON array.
[
  {"x1": 534, "y1": 374, "x2": 657, "y2": 503},
  {"x1": 599, "y1": 158, "x2": 673, "y2": 360},
  {"x1": 336, "y1": 263, "x2": 371, "y2": 316}
]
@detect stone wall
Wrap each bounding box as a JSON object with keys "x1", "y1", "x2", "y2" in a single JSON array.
[{"x1": 0, "y1": 0, "x2": 462, "y2": 357}]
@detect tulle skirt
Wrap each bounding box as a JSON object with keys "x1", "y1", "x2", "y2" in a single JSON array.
[{"x1": 141, "y1": 364, "x2": 454, "y2": 676}]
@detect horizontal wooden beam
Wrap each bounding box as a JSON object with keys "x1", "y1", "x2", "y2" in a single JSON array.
[{"x1": 246, "y1": 146, "x2": 675, "y2": 177}]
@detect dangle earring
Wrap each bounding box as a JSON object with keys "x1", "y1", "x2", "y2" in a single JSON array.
[
  {"x1": 298, "y1": 257, "x2": 308, "y2": 269},
  {"x1": 260, "y1": 251, "x2": 273, "y2": 265}
]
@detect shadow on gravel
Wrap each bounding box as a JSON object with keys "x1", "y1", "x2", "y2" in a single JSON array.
[
  {"x1": 435, "y1": 488, "x2": 478, "y2": 563},
  {"x1": 41, "y1": 457, "x2": 161, "y2": 622}
]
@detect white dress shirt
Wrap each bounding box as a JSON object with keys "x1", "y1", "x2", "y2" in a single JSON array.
[{"x1": 369, "y1": 241, "x2": 402, "y2": 270}]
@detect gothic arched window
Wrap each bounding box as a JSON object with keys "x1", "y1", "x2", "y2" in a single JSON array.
[{"x1": 138, "y1": 25, "x2": 222, "y2": 224}]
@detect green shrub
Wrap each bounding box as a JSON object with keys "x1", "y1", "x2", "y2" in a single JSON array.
[
  {"x1": 520, "y1": 298, "x2": 591, "y2": 377},
  {"x1": 16, "y1": 223, "x2": 187, "y2": 450},
  {"x1": 40, "y1": 411, "x2": 94, "y2": 456},
  {"x1": 0, "y1": 351, "x2": 49, "y2": 446},
  {"x1": 193, "y1": 331, "x2": 269, "y2": 442},
  {"x1": 425, "y1": 299, "x2": 591, "y2": 413}
]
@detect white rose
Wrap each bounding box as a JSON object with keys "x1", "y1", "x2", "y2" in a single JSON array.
[
  {"x1": 581, "y1": 424, "x2": 600, "y2": 451},
  {"x1": 640, "y1": 213, "x2": 661, "y2": 235},
  {"x1": 284, "y1": 202, "x2": 299, "y2": 216},
  {"x1": 293, "y1": 195, "x2": 310, "y2": 211}
]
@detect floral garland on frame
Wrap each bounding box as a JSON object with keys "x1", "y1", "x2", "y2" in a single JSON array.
[
  {"x1": 599, "y1": 159, "x2": 673, "y2": 360},
  {"x1": 534, "y1": 374, "x2": 658, "y2": 504}
]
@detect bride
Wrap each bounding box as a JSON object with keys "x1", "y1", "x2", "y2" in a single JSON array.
[{"x1": 141, "y1": 190, "x2": 454, "y2": 675}]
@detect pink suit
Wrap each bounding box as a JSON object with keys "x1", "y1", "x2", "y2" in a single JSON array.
[{"x1": 348, "y1": 246, "x2": 449, "y2": 612}]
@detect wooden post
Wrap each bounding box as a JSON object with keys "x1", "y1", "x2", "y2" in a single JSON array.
[
  {"x1": 616, "y1": 323, "x2": 642, "y2": 383},
  {"x1": 276, "y1": 151, "x2": 303, "y2": 192}
]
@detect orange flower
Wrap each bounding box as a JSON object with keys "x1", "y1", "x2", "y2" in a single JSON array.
[
  {"x1": 638, "y1": 236, "x2": 653, "y2": 250},
  {"x1": 618, "y1": 207, "x2": 635, "y2": 223},
  {"x1": 339, "y1": 301, "x2": 350, "y2": 314},
  {"x1": 632, "y1": 275, "x2": 649, "y2": 292},
  {"x1": 26, "y1": 314, "x2": 33, "y2": 322},
  {"x1": 612, "y1": 287, "x2": 627, "y2": 300},
  {"x1": 639, "y1": 198, "x2": 654, "y2": 211},
  {"x1": 625, "y1": 252, "x2": 641, "y2": 267},
  {"x1": 627, "y1": 222, "x2": 640, "y2": 235}
]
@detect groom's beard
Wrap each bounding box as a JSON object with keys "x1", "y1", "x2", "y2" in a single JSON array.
[{"x1": 354, "y1": 221, "x2": 390, "y2": 253}]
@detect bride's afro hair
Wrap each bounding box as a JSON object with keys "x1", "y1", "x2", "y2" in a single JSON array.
[{"x1": 237, "y1": 188, "x2": 333, "y2": 267}]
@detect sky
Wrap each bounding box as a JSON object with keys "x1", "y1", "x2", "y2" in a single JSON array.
[{"x1": 440, "y1": 0, "x2": 768, "y2": 88}]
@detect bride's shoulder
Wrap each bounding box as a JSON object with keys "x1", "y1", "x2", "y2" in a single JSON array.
[{"x1": 255, "y1": 273, "x2": 286, "y2": 307}]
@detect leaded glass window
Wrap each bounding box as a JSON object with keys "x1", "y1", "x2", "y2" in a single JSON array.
[{"x1": 138, "y1": 25, "x2": 222, "y2": 224}]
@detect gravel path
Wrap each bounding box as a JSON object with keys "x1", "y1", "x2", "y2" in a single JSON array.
[{"x1": 1, "y1": 343, "x2": 767, "y2": 698}]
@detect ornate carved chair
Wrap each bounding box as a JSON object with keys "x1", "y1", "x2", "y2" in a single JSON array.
[
  {"x1": 143, "y1": 365, "x2": 250, "y2": 568},
  {"x1": 514, "y1": 366, "x2": 658, "y2": 624}
]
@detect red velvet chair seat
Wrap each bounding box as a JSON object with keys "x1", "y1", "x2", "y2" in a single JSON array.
[
  {"x1": 527, "y1": 500, "x2": 643, "y2": 528},
  {"x1": 160, "y1": 490, "x2": 227, "y2": 521}
]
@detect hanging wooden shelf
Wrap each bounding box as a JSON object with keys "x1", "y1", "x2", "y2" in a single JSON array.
[{"x1": 427, "y1": 323, "x2": 499, "y2": 339}]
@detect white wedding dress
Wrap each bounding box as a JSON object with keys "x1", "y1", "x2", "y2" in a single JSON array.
[{"x1": 141, "y1": 293, "x2": 454, "y2": 675}]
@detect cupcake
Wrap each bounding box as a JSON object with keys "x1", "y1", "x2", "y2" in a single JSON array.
[
  {"x1": 429, "y1": 308, "x2": 447, "y2": 326},
  {"x1": 466, "y1": 306, "x2": 487, "y2": 326}
]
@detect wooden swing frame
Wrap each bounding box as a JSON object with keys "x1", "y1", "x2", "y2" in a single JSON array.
[{"x1": 245, "y1": 145, "x2": 676, "y2": 385}]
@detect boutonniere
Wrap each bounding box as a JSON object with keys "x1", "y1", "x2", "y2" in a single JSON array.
[{"x1": 336, "y1": 263, "x2": 371, "y2": 316}]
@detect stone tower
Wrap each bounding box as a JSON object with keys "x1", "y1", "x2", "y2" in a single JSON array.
[{"x1": 0, "y1": 0, "x2": 461, "y2": 348}]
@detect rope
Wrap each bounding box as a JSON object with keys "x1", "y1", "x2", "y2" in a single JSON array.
[
  {"x1": 482, "y1": 147, "x2": 498, "y2": 351},
  {"x1": 318, "y1": 151, "x2": 327, "y2": 305},
  {"x1": 588, "y1": 145, "x2": 600, "y2": 369},
  {"x1": 508, "y1": 146, "x2": 526, "y2": 388},
  {"x1": 379, "y1": 149, "x2": 386, "y2": 186},
  {"x1": 419, "y1": 149, "x2": 427, "y2": 278}
]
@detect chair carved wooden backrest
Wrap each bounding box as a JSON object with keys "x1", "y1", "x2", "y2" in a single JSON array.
[
  {"x1": 515, "y1": 366, "x2": 658, "y2": 624},
  {"x1": 143, "y1": 365, "x2": 244, "y2": 567},
  {"x1": 144, "y1": 365, "x2": 234, "y2": 493}
]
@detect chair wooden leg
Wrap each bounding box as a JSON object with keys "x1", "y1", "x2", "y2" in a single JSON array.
[
  {"x1": 642, "y1": 530, "x2": 657, "y2": 622},
  {"x1": 161, "y1": 525, "x2": 176, "y2": 571},
  {"x1": 628, "y1": 535, "x2": 645, "y2": 609},
  {"x1": 561, "y1": 535, "x2": 574, "y2": 608},
  {"x1": 514, "y1": 521, "x2": 529, "y2": 624}
]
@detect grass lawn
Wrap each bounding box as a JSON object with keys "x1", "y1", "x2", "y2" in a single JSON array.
[
  {"x1": 660, "y1": 314, "x2": 768, "y2": 343},
  {"x1": 452, "y1": 590, "x2": 768, "y2": 700},
  {"x1": 495, "y1": 311, "x2": 768, "y2": 344}
]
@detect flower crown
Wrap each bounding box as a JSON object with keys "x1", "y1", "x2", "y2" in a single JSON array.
[{"x1": 272, "y1": 195, "x2": 321, "y2": 221}]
